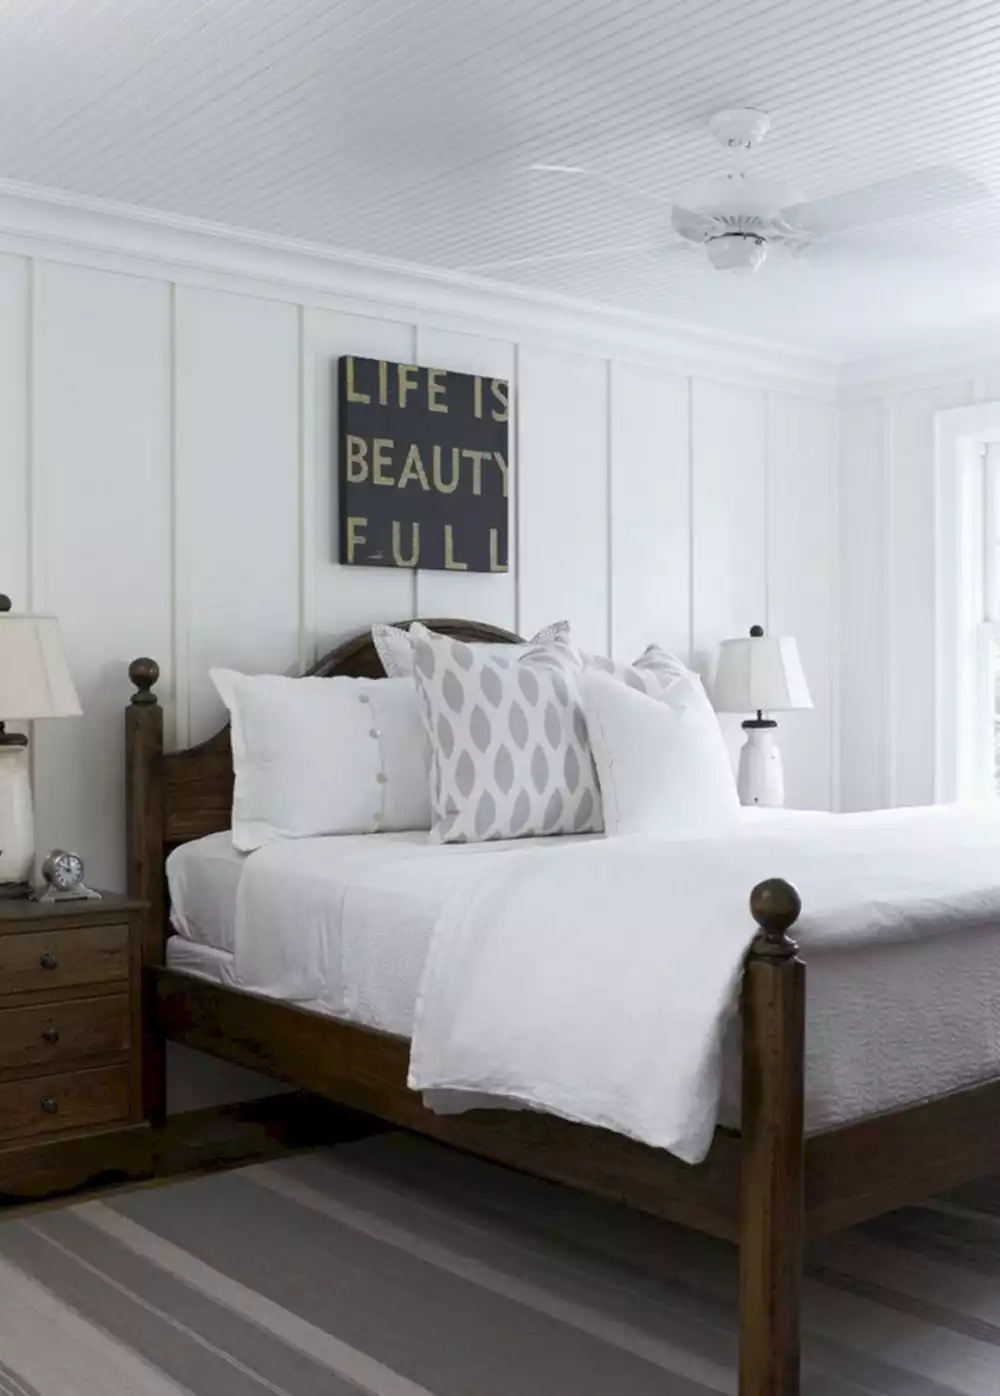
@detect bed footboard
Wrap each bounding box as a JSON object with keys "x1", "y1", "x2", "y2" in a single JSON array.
[{"x1": 740, "y1": 878, "x2": 805, "y2": 1396}]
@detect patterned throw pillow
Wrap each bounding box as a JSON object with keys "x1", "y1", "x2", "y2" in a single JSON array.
[
  {"x1": 410, "y1": 623, "x2": 601, "y2": 843},
  {"x1": 372, "y1": 619, "x2": 569, "y2": 679}
]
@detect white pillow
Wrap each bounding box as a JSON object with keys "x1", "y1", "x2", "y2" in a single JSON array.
[
  {"x1": 582, "y1": 668, "x2": 739, "y2": 838},
  {"x1": 410, "y1": 624, "x2": 601, "y2": 843},
  {"x1": 210, "y1": 670, "x2": 431, "y2": 851},
  {"x1": 583, "y1": 644, "x2": 692, "y2": 695},
  {"x1": 372, "y1": 619, "x2": 569, "y2": 679}
]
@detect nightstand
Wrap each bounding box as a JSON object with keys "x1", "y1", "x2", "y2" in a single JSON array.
[{"x1": 0, "y1": 893, "x2": 152, "y2": 1199}]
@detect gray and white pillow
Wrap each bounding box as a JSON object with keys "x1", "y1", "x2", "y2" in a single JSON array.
[
  {"x1": 372, "y1": 619, "x2": 569, "y2": 679},
  {"x1": 410, "y1": 623, "x2": 601, "y2": 843}
]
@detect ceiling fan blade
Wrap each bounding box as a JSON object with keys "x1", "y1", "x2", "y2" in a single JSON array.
[
  {"x1": 528, "y1": 162, "x2": 674, "y2": 210},
  {"x1": 799, "y1": 225, "x2": 1000, "y2": 268},
  {"x1": 789, "y1": 166, "x2": 991, "y2": 235},
  {"x1": 463, "y1": 240, "x2": 666, "y2": 273}
]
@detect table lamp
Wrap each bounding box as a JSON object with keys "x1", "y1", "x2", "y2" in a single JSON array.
[
  {"x1": 712, "y1": 624, "x2": 812, "y2": 808},
  {"x1": 0, "y1": 595, "x2": 82, "y2": 895}
]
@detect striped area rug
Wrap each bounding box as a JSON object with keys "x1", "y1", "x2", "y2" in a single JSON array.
[{"x1": 0, "y1": 1133, "x2": 998, "y2": 1395}]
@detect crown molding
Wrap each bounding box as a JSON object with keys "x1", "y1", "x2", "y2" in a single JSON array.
[
  {"x1": 839, "y1": 331, "x2": 1000, "y2": 397},
  {"x1": 0, "y1": 178, "x2": 836, "y2": 394}
]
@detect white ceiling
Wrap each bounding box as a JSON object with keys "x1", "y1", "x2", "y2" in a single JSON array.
[{"x1": 3, "y1": 0, "x2": 1000, "y2": 359}]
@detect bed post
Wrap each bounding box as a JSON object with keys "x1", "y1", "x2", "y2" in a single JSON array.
[
  {"x1": 739, "y1": 877, "x2": 805, "y2": 1396},
  {"x1": 126, "y1": 657, "x2": 166, "y2": 1126}
]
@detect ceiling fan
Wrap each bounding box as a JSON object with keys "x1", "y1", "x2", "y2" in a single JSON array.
[{"x1": 471, "y1": 109, "x2": 991, "y2": 276}]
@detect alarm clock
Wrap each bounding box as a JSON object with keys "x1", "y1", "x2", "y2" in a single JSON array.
[{"x1": 32, "y1": 850, "x2": 102, "y2": 904}]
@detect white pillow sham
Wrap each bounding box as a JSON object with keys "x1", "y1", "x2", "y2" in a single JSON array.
[
  {"x1": 582, "y1": 667, "x2": 739, "y2": 838},
  {"x1": 582, "y1": 644, "x2": 692, "y2": 695},
  {"x1": 372, "y1": 619, "x2": 569, "y2": 679},
  {"x1": 210, "y1": 669, "x2": 431, "y2": 851}
]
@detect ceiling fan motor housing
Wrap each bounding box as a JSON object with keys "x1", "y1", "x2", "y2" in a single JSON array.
[{"x1": 705, "y1": 232, "x2": 767, "y2": 271}]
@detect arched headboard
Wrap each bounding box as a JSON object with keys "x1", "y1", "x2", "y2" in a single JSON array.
[
  {"x1": 127, "y1": 618, "x2": 521, "y2": 847},
  {"x1": 307, "y1": 618, "x2": 519, "y2": 680}
]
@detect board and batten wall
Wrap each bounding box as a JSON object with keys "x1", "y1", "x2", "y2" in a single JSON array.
[
  {"x1": 0, "y1": 244, "x2": 836, "y2": 1105},
  {"x1": 839, "y1": 359, "x2": 1000, "y2": 812}
]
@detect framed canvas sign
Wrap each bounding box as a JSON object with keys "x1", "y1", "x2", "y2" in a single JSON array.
[{"x1": 338, "y1": 356, "x2": 509, "y2": 572}]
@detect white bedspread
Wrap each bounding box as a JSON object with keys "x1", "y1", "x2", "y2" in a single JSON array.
[{"x1": 408, "y1": 805, "x2": 1000, "y2": 1164}]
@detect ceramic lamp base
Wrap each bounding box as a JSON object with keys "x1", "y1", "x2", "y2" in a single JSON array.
[
  {"x1": 0, "y1": 741, "x2": 34, "y2": 894},
  {"x1": 736, "y1": 720, "x2": 784, "y2": 808}
]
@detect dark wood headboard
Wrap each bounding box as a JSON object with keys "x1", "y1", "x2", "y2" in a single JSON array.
[{"x1": 129, "y1": 617, "x2": 520, "y2": 848}]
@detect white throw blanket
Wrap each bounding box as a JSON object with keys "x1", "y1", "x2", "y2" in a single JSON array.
[{"x1": 408, "y1": 805, "x2": 1000, "y2": 1164}]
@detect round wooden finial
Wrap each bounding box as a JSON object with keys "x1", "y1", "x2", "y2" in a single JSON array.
[
  {"x1": 128, "y1": 656, "x2": 160, "y2": 705},
  {"x1": 749, "y1": 877, "x2": 802, "y2": 958},
  {"x1": 0, "y1": 595, "x2": 11, "y2": 613},
  {"x1": 749, "y1": 623, "x2": 764, "y2": 637}
]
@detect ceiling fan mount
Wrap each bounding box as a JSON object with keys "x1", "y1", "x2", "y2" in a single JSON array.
[{"x1": 707, "y1": 107, "x2": 772, "y2": 151}]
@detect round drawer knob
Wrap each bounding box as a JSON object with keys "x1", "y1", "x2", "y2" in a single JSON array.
[
  {"x1": 39, "y1": 952, "x2": 57, "y2": 971},
  {"x1": 41, "y1": 1025, "x2": 59, "y2": 1045},
  {"x1": 40, "y1": 1096, "x2": 59, "y2": 1115}
]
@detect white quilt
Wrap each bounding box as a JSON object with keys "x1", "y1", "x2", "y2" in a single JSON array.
[{"x1": 408, "y1": 805, "x2": 1000, "y2": 1164}]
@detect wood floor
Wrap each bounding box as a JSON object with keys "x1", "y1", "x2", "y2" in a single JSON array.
[{"x1": 0, "y1": 1092, "x2": 383, "y2": 1221}]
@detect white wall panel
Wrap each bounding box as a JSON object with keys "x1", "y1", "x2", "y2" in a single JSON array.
[
  {"x1": 517, "y1": 347, "x2": 608, "y2": 653},
  {"x1": 31, "y1": 263, "x2": 171, "y2": 889},
  {"x1": 305, "y1": 308, "x2": 416, "y2": 658},
  {"x1": 690, "y1": 378, "x2": 767, "y2": 763},
  {"x1": 609, "y1": 362, "x2": 690, "y2": 661},
  {"x1": 886, "y1": 382, "x2": 972, "y2": 807},
  {"x1": 766, "y1": 393, "x2": 837, "y2": 810},
  {"x1": 0, "y1": 256, "x2": 29, "y2": 614},
  {"x1": 413, "y1": 326, "x2": 516, "y2": 630},
  {"x1": 175, "y1": 286, "x2": 299, "y2": 742},
  {"x1": 839, "y1": 398, "x2": 887, "y2": 811}
]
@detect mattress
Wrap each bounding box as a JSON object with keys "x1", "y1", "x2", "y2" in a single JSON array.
[
  {"x1": 164, "y1": 814, "x2": 1000, "y2": 1134},
  {"x1": 168, "y1": 831, "x2": 246, "y2": 954},
  {"x1": 166, "y1": 936, "x2": 240, "y2": 987}
]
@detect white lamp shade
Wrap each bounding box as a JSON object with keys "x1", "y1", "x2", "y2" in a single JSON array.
[
  {"x1": 713, "y1": 632, "x2": 812, "y2": 714},
  {"x1": 0, "y1": 614, "x2": 82, "y2": 720}
]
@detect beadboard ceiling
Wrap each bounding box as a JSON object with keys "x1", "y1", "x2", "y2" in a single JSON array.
[{"x1": 3, "y1": 0, "x2": 1000, "y2": 359}]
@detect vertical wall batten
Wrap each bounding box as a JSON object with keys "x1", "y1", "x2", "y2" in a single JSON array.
[
  {"x1": 882, "y1": 393, "x2": 896, "y2": 809},
  {"x1": 686, "y1": 374, "x2": 695, "y2": 664},
  {"x1": 512, "y1": 341, "x2": 522, "y2": 635},
  {"x1": 296, "y1": 304, "x2": 313, "y2": 671},
  {"x1": 167, "y1": 281, "x2": 182, "y2": 750},
  {"x1": 605, "y1": 358, "x2": 614, "y2": 657}
]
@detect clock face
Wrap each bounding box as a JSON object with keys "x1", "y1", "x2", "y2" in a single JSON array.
[{"x1": 51, "y1": 853, "x2": 83, "y2": 890}]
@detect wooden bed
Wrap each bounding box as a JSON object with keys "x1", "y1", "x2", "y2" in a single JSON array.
[{"x1": 126, "y1": 619, "x2": 1000, "y2": 1396}]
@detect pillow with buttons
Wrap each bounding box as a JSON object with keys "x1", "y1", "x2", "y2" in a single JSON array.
[{"x1": 210, "y1": 670, "x2": 430, "y2": 851}]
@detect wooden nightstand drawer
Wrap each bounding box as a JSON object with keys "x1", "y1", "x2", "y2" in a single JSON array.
[
  {"x1": 0, "y1": 995, "x2": 129, "y2": 1074},
  {"x1": 0, "y1": 924, "x2": 129, "y2": 997},
  {"x1": 0, "y1": 1065, "x2": 130, "y2": 1141}
]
